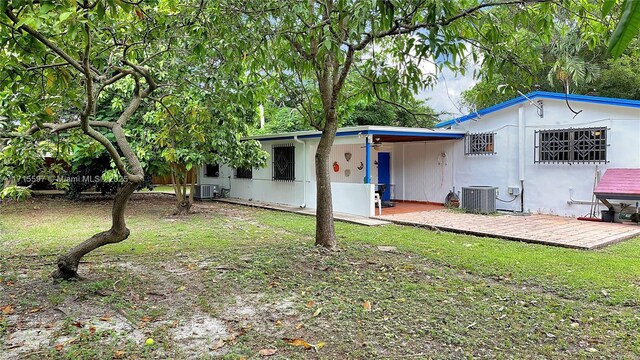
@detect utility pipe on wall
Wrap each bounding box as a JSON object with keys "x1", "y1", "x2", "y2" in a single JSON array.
[
  {"x1": 293, "y1": 136, "x2": 306, "y2": 208},
  {"x1": 365, "y1": 136, "x2": 371, "y2": 184},
  {"x1": 518, "y1": 105, "x2": 525, "y2": 213}
]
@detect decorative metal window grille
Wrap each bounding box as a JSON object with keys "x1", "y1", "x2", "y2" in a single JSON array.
[
  {"x1": 235, "y1": 166, "x2": 252, "y2": 179},
  {"x1": 535, "y1": 127, "x2": 607, "y2": 164},
  {"x1": 465, "y1": 132, "x2": 495, "y2": 155},
  {"x1": 204, "y1": 164, "x2": 219, "y2": 177},
  {"x1": 273, "y1": 144, "x2": 295, "y2": 181}
]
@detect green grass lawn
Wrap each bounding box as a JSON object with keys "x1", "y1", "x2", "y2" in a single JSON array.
[{"x1": 1, "y1": 195, "x2": 639, "y2": 359}]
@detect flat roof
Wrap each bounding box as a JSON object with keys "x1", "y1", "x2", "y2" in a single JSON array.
[{"x1": 249, "y1": 125, "x2": 465, "y2": 142}]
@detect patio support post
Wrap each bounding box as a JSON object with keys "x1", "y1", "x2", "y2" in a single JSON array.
[{"x1": 365, "y1": 136, "x2": 371, "y2": 183}]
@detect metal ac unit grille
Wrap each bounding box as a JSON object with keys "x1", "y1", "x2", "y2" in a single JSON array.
[
  {"x1": 194, "y1": 184, "x2": 216, "y2": 199},
  {"x1": 462, "y1": 186, "x2": 497, "y2": 214}
]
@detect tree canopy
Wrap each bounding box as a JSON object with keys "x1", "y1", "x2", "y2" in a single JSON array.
[
  {"x1": 461, "y1": 2, "x2": 639, "y2": 110},
  {"x1": 0, "y1": 0, "x2": 628, "y2": 276},
  {"x1": 0, "y1": 0, "x2": 267, "y2": 278},
  {"x1": 242, "y1": 0, "x2": 574, "y2": 248}
]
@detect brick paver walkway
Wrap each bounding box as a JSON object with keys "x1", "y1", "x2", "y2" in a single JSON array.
[{"x1": 379, "y1": 210, "x2": 640, "y2": 249}]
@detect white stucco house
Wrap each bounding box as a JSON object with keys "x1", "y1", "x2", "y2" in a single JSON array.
[{"x1": 197, "y1": 91, "x2": 640, "y2": 218}]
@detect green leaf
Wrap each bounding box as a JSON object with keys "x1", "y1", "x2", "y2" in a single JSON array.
[
  {"x1": 59, "y1": 11, "x2": 73, "y2": 22},
  {"x1": 608, "y1": 0, "x2": 640, "y2": 57},
  {"x1": 323, "y1": 38, "x2": 331, "y2": 51},
  {"x1": 40, "y1": 2, "x2": 56, "y2": 14},
  {"x1": 602, "y1": 0, "x2": 615, "y2": 17},
  {"x1": 0, "y1": 0, "x2": 7, "y2": 14}
]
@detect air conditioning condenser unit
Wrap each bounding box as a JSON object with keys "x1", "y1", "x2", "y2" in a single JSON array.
[
  {"x1": 462, "y1": 186, "x2": 497, "y2": 214},
  {"x1": 194, "y1": 184, "x2": 219, "y2": 199}
]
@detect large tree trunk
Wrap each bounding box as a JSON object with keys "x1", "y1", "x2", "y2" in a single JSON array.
[
  {"x1": 52, "y1": 180, "x2": 139, "y2": 279},
  {"x1": 171, "y1": 164, "x2": 196, "y2": 216},
  {"x1": 314, "y1": 111, "x2": 338, "y2": 249},
  {"x1": 175, "y1": 198, "x2": 192, "y2": 216}
]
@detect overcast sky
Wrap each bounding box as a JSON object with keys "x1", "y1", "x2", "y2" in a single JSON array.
[{"x1": 416, "y1": 66, "x2": 477, "y2": 121}]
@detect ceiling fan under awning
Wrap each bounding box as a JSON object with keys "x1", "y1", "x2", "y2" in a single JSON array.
[{"x1": 361, "y1": 137, "x2": 384, "y2": 151}]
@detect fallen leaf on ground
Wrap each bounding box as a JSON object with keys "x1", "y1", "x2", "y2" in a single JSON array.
[
  {"x1": 100, "y1": 316, "x2": 112, "y2": 322},
  {"x1": 306, "y1": 300, "x2": 315, "y2": 308},
  {"x1": 283, "y1": 338, "x2": 313, "y2": 349},
  {"x1": 113, "y1": 350, "x2": 126, "y2": 358},
  {"x1": 1, "y1": 304, "x2": 15, "y2": 315},
  {"x1": 211, "y1": 339, "x2": 225, "y2": 350},
  {"x1": 29, "y1": 307, "x2": 43, "y2": 313},
  {"x1": 274, "y1": 320, "x2": 282, "y2": 326},
  {"x1": 295, "y1": 322, "x2": 304, "y2": 329},
  {"x1": 72, "y1": 321, "x2": 84, "y2": 328},
  {"x1": 55, "y1": 344, "x2": 64, "y2": 351},
  {"x1": 89, "y1": 326, "x2": 96, "y2": 333},
  {"x1": 312, "y1": 307, "x2": 323, "y2": 317},
  {"x1": 259, "y1": 348, "x2": 277, "y2": 356},
  {"x1": 282, "y1": 338, "x2": 326, "y2": 352},
  {"x1": 363, "y1": 301, "x2": 371, "y2": 311}
]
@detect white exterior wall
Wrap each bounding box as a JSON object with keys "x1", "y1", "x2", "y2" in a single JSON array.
[
  {"x1": 198, "y1": 135, "x2": 376, "y2": 217},
  {"x1": 391, "y1": 141, "x2": 456, "y2": 203},
  {"x1": 198, "y1": 139, "x2": 307, "y2": 207},
  {"x1": 447, "y1": 99, "x2": 640, "y2": 216}
]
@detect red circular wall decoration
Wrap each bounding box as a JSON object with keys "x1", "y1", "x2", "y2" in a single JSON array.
[{"x1": 333, "y1": 161, "x2": 340, "y2": 172}]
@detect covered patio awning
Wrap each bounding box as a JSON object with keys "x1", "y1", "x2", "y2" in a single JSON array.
[
  {"x1": 249, "y1": 125, "x2": 466, "y2": 185},
  {"x1": 249, "y1": 125, "x2": 466, "y2": 142},
  {"x1": 594, "y1": 169, "x2": 640, "y2": 208}
]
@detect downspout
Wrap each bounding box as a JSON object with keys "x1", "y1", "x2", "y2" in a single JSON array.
[
  {"x1": 518, "y1": 105, "x2": 525, "y2": 213},
  {"x1": 293, "y1": 135, "x2": 306, "y2": 208}
]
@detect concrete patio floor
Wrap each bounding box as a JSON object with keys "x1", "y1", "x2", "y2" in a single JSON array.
[
  {"x1": 209, "y1": 198, "x2": 390, "y2": 226},
  {"x1": 378, "y1": 209, "x2": 640, "y2": 249},
  {"x1": 204, "y1": 197, "x2": 640, "y2": 249}
]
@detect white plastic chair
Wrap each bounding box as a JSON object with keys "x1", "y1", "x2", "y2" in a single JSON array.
[{"x1": 374, "y1": 193, "x2": 382, "y2": 215}]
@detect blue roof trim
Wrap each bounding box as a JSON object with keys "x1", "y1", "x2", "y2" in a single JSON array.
[
  {"x1": 369, "y1": 130, "x2": 464, "y2": 138},
  {"x1": 255, "y1": 129, "x2": 464, "y2": 141},
  {"x1": 435, "y1": 91, "x2": 640, "y2": 128}
]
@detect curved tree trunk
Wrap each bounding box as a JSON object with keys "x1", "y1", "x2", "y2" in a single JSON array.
[
  {"x1": 314, "y1": 111, "x2": 338, "y2": 249},
  {"x1": 52, "y1": 180, "x2": 140, "y2": 279}
]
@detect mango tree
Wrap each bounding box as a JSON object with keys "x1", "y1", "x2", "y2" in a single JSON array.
[
  {"x1": 146, "y1": 89, "x2": 268, "y2": 215},
  {"x1": 244, "y1": 0, "x2": 562, "y2": 249},
  {"x1": 0, "y1": 1, "x2": 215, "y2": 279}
]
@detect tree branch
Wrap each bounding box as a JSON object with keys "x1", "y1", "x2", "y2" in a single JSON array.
[
  {"x1": 351, "y1": 0, "x2": 550, "y2": 50},
  {"x1": 4, "y1": 7, "x2": 101, "y2": 81}
]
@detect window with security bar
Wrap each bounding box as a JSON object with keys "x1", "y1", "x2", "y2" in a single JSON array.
[
  {"x1": 235, "y1": 166, "x2": 252, "y2": 179},
  {"x1": 273, "y1": 144, "x2": 295, "y2": 181},
  {"x1": 465, "y1": 132, "x2": 495, "y2": 155},
  {"x1": 535, "y1": 127, "x2": 607, "y2": 164}
]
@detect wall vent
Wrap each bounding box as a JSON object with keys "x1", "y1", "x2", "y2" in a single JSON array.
[{"x1": 461, "y1": 186, "x2": 497, "y2": 214}]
